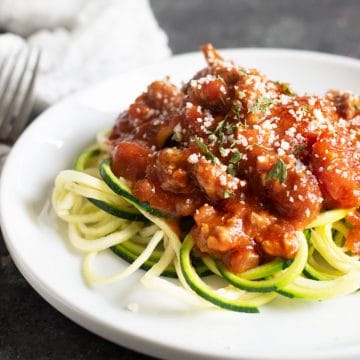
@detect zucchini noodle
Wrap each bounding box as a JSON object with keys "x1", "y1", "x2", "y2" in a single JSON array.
[
  {"x1": 51, "y1": 139, "x2": 360, "y2": 313},
  {"x1": 83, "y1": 230, "x2": 164, "y2": 285}
]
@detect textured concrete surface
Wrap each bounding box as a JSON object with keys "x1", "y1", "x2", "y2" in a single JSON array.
[
  {"x1": 151, "y1": 0, "x2": 360, "y2": 57},
  {"x1": 1, "y1": 0, "x2": 359, "y2": 359}
]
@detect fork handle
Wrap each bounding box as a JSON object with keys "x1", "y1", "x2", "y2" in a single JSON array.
[{"x1": 0, "y1": 144, "x2": 11, "y2": 173}]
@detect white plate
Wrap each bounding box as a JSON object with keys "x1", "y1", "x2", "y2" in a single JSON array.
[{"x1": 2, "y1": 49, "x2": 360, "y2": 360}]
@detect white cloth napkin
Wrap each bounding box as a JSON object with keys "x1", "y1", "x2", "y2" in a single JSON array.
[{"x1": 0, "y1": 0, "x2": 171, "y2": 112}]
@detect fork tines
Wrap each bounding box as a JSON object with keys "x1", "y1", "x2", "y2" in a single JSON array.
[{"x1": 0, "y1": 47, "x2": 41, "y2": 144}]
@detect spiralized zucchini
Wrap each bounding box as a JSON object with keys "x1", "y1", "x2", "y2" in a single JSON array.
[{"x1": 51, "y1": 138, "x2": 360, "y2": 313}]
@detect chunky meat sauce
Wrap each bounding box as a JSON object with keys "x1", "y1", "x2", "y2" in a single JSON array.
[{"x1": 108, "y1": 44, "x2": 360, "y2": 273}]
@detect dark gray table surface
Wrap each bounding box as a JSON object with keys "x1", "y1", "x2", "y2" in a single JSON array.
[{"x1": 1, "y1": 1, "x2": 360, "y2": 359}]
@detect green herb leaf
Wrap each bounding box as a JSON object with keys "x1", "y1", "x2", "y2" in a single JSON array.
[
  {"x1": 219, "y1": 146, "x2": 229, "y2": 157},
  {"x1": 194, "y1": 137, "x2": 219, "y2": 164},
  {"x1": 253, "y1": 143, "x2": 272, "y2": 151},
  {"x1": 227, "y1": 163, "x2": 237, "y2": 176},
  {"x1": 232, "y1": 105, "x2": 242, "y2": 121},
  {"x1": 232, "y1": 105, "x2": 247, "y2": 127},
  {"x1": 217, "y1": 75, "x2": 227, "y2": 85},
  {"x1": 298, "y1": 105, "x2": 309, "y2": 112},
  {"x1": 211, "y1": 116, "x2": 232, "y2": 146},
  {"x1": 171, "y1": 132, "x2": 181, "y2": 142},
  {"x1": 275, "y1": 81, "x2": 294, "y2": 96},
  {"x1": 225, "y1": 121, "x2": 237, "y2": 133},
  {"x1": 238, "y1": 91, "x2": 246, "y2": 99},
  {"x1": 284, "y1": 87, "x2": 293, "y2": 96},
  {"x1": 219, "y1": 94, "x2": 226, "y2": 106},
  {"x1": 294, "y1": 145, "x2": 306, "y2": 154},
  {"x1": 214, "y1": 119, "x2": 225, "y2": 135},
  {"x1": 355, "y1": 105, "x2": 360, "y2": 112},
  {"x1": 266, "y1": 159, "x2": 287, "y2": 184},
  {"x1": 249, "y1": 98, "x2": 274, "y2": 114},
  {"x1": 226, "y1": 150, "x2": 243, "y2": 176},
  {"x1": 229, "y1": 150, "x2": 243, "y2": 164},
  {"x1": 224, "y1": 190, "x2": 234, "y2": 199}
]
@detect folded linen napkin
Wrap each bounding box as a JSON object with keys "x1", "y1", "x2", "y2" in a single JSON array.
[{"x1": 0, "y1": 0, "x2": 171, "y2": 112}]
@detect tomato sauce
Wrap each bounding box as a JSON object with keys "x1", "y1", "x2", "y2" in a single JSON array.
[{"x1": 108, "y1": 44, "x2": 360, "y2": 273}]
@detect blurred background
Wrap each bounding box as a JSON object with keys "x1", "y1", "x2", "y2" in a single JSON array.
[
  {"x1": 1, "y1": 0, "x2": 359, "y2": 359},
  {"x1": 154, "y1": 0, "x2": 360, "y2": 56}
]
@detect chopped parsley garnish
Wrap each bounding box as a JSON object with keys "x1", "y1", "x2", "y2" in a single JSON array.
[
  {"x1": 224, "y1": 190, "x2": 234, "y2": 199},
  {"x1": 229, "y1": 150, "x2": 243, "y2": 164},
  {"x1": 212, "y1": 119, "x2": 226, "y2": 145},
  {"x1": 219, "y1": 94, "x2": 226, "y2": 106},
  {"x1": 283, "y1": 86, "x2": 293, "y2": 96},
  {"x1": 171, "y1": 132, "x2": 181, "y2": 142},
  {"x1": 238, "y1": 91, "x2": 246, "y2": 99},
  {"x1": 232, "y1": 105, "x2": 242, "y2": 121},
  {"x1": 249, "y1": 98, "x2": 274, "y2": 114},
  {"x1": 266, "y1": 159, "x2": 287, "y2": 184},
  {"x1": 275, "y1": 81, "x2": 294, "y2": 96},
  {"x1": 208, "y1": 112, "x2": 243, "y2": 155},
  {"x1": 355, "y1": 105, "x2": 360, "y2": 112},
  {"x1": 226, "y1": 150, "x2": 243, "y2": 176},
  {"x1": 210, "y1": 115, "x2": 237, "y2": 147},
  {"x1": 194, "y1": 137, "x2": 219, "y2": 164},
  {"x1": 217, "y1": 76, "x2": 228, "y2": 105},
  {"x1": 217, "y1": 75, "x2": 227, "y2": 85},
  {"x1": 219, "y1": 146, "x2": 229, "y2": 157},
  {"x1": 253, "y1": 143, "x2": 272, "y2": 151},
  {"x1": 232, "y1": 105, "x2": 246, "y2": 127},
  {"x1": 225, "y1": 122, "x2": 237, "y2": 133},
  {"x1": 214, "y1": 119, "x2": 225, "y2": 135},
  {"x1": 298, "y1": 105, "x2": 309, "y2": 112},
  {"x1": 227, "y1": 163, "x2": 237, "y2": 177},
  {"x1": 294, "y1": 145, "x2": 306, "y2": 154}
]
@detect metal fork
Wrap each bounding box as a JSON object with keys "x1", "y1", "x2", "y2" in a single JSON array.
[{"x1": 0, "y1": 47, "x2": 41, "y2": 171}]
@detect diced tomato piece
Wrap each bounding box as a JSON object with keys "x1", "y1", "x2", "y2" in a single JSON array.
[
  {"x1": 133, "y1": 179, "x2": 203, "y2": 217},
  {"x1": 188, "y1": 76, "x2": 230, "y2": 111},
  {"x1": 345, "y1": 226, "x2": 360, "y2": 255},
  {"x1": 225, "y1": 247, "x2": 260, "y2": 274},
  {"x1": 311, "y1": 131, "x2": 360, "y2": 208},
  {"x1": 111, "y1": 141, "x2": 152, "y2": 181},
  {"x1": 146, "y1": 148, "x2": 193, "y2": 193},
  {"x1": 346, "y1": 210, "x2": 360, "y2": 226}
]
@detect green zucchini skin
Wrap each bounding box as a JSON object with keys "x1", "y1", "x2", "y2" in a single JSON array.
[
  {"x1": 99, "y1": 159, "x2": 171, "y2": 218},
  {"x1": 111, "y1": 243, "x2": 178, "y2": 278},
  {"x1": 74, "y1": 145, "x2": 101, "y2": 171},
  {"x1": 276, "y1": 289, "x2": 295, "y2": 298},
  {"x1": 88, "y1": 198, "x2": 147, "y2": 222},
  {"x1": 74, "y1": 147, "x2": 147, "y2": 222},
  {"x1": 180, "y1": 235, "x2": 264, "y2": 313},
  {"x1": 237, "y1": 258, "x2": 285, "y2": 280},
  {"x1": 217, "y1": 264, "x2": 278, "y2": 293},
  {"x1": 111, "y1": 240, "x2": 211, "y2": 278},
  {"x1": 303, "y1": 263, "x2": 338, "y2": 281},
  {"x1": 276, "y1": 271, "x2": 360, "y2": 300},
  {"x1": 216, "y1": 233, "x2": 308, "y2": 293}
]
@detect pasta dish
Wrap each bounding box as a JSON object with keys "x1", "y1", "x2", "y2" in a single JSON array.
[{"x1": 52, "y1": 44, "x2": 360, "y2": 312}]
